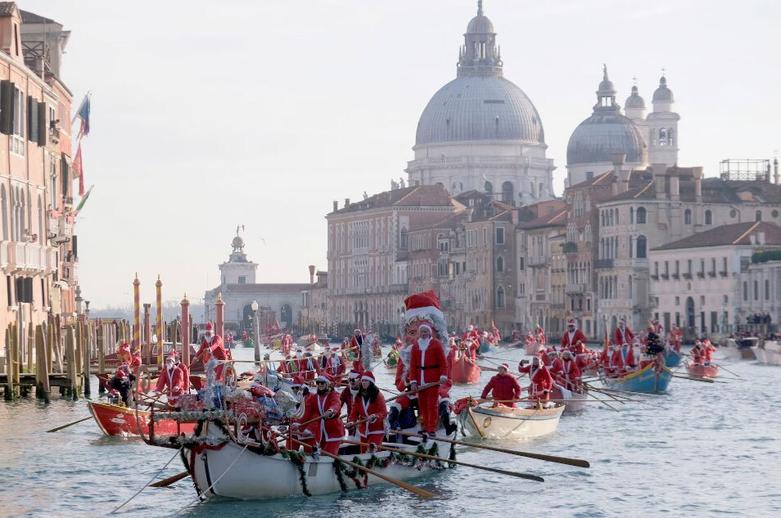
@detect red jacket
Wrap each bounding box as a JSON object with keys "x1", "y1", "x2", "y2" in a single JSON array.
[
  {"x1": 195, "y1": 336, "x2": 228, "y2": 381},
  {"x1": 348, "y1": 392, "x2": 388, "y2": 437},
  {"x1": 613, "y1": 327, "x2": 635, "y2": 346},
  {"x1": 408, "y1": 338, "x2": 448, "y2": 385},
  {"x1": 324, "y1": 356, "x2": 345, "y2": 379},
  {"x1": 481, "y1": 373, "x2": 522, "y2": 405},
  {"x1": 551, "y1": 359, "x2": 581, "y2": 388},
  {"x1": 561, "y1": 329, "x2": 587, "y2": 348},
  {"x1": 155, "y1": 365, "x2": 186, "y2": 400},
  {"x1": 298, "y1": 357, "x2": 319, "y2": 382},
  {"x1": 610, "y1": 345, "x2": 636, "y2": 370},
  {"x1": 519, "y1": 364, "x2": 554, "y2": 396},
  {"x1": 339, "y1": 387, "x2": 359, "y2": 416},
  {"x1": 300, "y1": 390, "x2": 345, "y2": 443}
]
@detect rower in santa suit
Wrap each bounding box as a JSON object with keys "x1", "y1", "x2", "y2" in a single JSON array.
[
  {"x1": 573, "y1": 340, "x2": 593, "y2": 372},
  {"x1": 404, "y1": 291, "x2": 451, "y2": 438},
  {"x1": 480, "y1": 363, "x2": 522, "y2": 407},
  {"x1": 611, "y1": 341, "x2": 637, "y2": 373},
  {"x1": 691, "y1": 340, "x2": 705, "y2": 365},
  {"x1": 293, "y1": 375, "x2": 345, "y2": 455},
  {"x1": 298, "y1": 351, "x2": 319, "y2": 382},
  {"x1": 349, "y1": 329, "x2": 365, "y2": 373},
  {"x1": 551, "y1": 350, "x2": 582, "y2": 392},
  {"x1": 702, "y1": 339, "x2": 716, "y2": 365},
  {"x1": 347, "y1": 371, "x2": 388, "y2": 452},
  {"x1": 339, "y1": 370, "x2": 361, "y2": 418},
  {"x1": 614, "y1": 318, "x2": 634, "y2": 347},
  {"x1": 194, "y1": 323, "x2": 228, "y2": 382},
  {"x1": 323, "y1": 349, "x2": 345, "y2": 380},
  {"x1": 388, "y1": 344, "x2": 417, "y2": 441},
  {"x1": 518, "y1": 356, "x2": 554, "y2": 407},
  {"x1": 561, "y1": 319, "x2": 587, "y2": 349},
  {"x1": 153, "y1": 351, "x2": 187, "y2": 406},
  {"x1": 535, "y1": 324, "x2": 547, "y2": 346},
  {"x1": 668, "y1": 324, "x2": 683, "y2": 352}
]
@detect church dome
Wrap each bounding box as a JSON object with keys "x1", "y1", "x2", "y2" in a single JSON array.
[
  {"x1": 652, "y1": 75, "x2": 674, "y2": 103},
  {"x1": 415, "y1": 76, "x2": 545, "y2": 146},
  {"x1": 624, "y1": 85, "x2": 646, "y2": 110},
  {"x1": 467, "y1": 13, "x2": 494, "y2": 34}
]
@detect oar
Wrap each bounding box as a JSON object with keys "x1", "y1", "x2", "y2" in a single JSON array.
[
  {"x1": 377, "y1": 385, "x2": 401, "y2": 396},
  {"x1": 385, "y1": 382, "x2": 440, "y2": 403},
  {"x1": 46, "y1": 416, "x2": 92, "y2": 433},
  {"x1": 670, "y1": 374, "x2": 717, "y2": 384},
  {"x1": 149, "y1": 471, "x2": 189, "y2": 488},
  {"x1": 583, "y1": 382, "x2": 628, "y2": 403},
  {"x1": 713, "y1": 362, "x2": 742, "y2": 378},
  {"x1": 289, "y1": 437, "x2": 434, "y2": 499},
  {"x1": 342, "y1": 439, "x2": 544, "y2": 482},
  {"x1": 391, "y1": 429, "x2": 589, "y2": 468}
]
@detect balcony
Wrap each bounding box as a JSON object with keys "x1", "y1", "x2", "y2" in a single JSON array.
[
  {"x1": 661, "y1": 273, "x2": 669, "y2": 280},
  {"x1": 708, "y1": 272, "x2": 716, "y2": 278},
  {"x1": 650, "y1": 274, "x2": 659, "y2": 280},
  {"x1": 0, "y1": 241, "x2": 8, "y2": 271},
  {"x1": 719, "y1": 271, "x2": 728, "y2": 277},
  {"x1": 697, "y1": 272, "x2": 705, "y2": 279},
  {"x1": 672, "y1": 273, "x2": 680, "y2": 280},
  {"x1": 527, "y1": 255, "x2": 547, "y2": 267},
  {"x1": 594, "y1": 259, "x2": 614, "y2": 269},
  {"x1": 683, "y1": 273, "x2": 692, "y2": 279},
  {"x1": 565, "y1": 283, "x2": 586, "y2": 294}
]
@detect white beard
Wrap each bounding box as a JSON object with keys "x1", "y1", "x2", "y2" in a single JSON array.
[
  {"x1": 205, "y1": 335, "x2": 213, "y2": 344},
  {"x1": 419, "y1": 337, "x2": 431, "y2": 349}
]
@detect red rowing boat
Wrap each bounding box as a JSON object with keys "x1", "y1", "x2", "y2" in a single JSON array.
[
  {"x1": 451, "y1": 355, "x2": 481, "y2": 384},
  {"x1": 686, "y1": 363, "x2": 719, "y2": 378},
  {"x1": 87, "y1": 401, "x2": 196, "y2": 437}
]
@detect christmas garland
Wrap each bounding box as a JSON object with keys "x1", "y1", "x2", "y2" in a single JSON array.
[
  {"x1": 280, "y1": 448, "x2": 311, "y2": 496},
  {"x1": 332, "y1": 459, "x2": 349, "y2": 492}
]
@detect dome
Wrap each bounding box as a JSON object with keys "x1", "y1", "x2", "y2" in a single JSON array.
[
  {"x1": 567, "y1": 112, "x2": 647, "y2": 165},
  {"x1": 467, "y1": 14, "x2": 494, "y2": 34},
  {"x1": 625, "y1": 85, "x2": 646, "y2": 110},
  {"x1": 415, "y1": 76, "x2": 545, "y2": 146},
  {"x1": 652, "y1": 76, "x2": 674, "y2": 103},
  {"x1": 231, "y1": 235, "x2": 245, "y2": 251}
]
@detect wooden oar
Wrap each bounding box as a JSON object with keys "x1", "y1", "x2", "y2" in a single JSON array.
[
  {"x1": 385, "y1": 382, "x2": 440, "y2": 403},
  {"x1": 289, "y1": 437, "x2": 434, "y2": 499},
  {"x1": 46, "y1": 416, "x2": 92, "y2": 433},
  {"x1": 342, "y1": 439, "x2": 544, "y2": 482},
  {"x1": 391, "y1": 429, "x2": 590, "y2": 468},
  {"x1": 713, "y1": 362, "x2": 742, "y2": 378},
  {"x1": 149, "y1": 471, "x2": 189, "y2": 488},
  {"x1": 671, "y1": 374, "x2": 716, "y2": 384}
]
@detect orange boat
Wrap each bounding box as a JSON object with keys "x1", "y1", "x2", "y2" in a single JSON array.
[
  {"x1": 87, "y1": 401, "x2": 196, "y2": 437},
  {"x1": 451, "y1": 354, "x2": 481, "y2": 384},
  {"x1": 686, "y1": 363, "x2": 719, "y2": 378}
]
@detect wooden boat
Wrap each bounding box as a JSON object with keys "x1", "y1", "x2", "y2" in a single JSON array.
[
  {"x1": 665, "y1": 349, "x2": 682, "y2": 368},
  {"x1": 460, "y1": 402, "x2": 564, "y2": 440},
  {"x1": 450, "y1": 355, "x2": 481, "y2": 384},
  {"x1": 551, "y1": 385, "x2": 589, "y2": 413},
  {"x1": 686, "y1": 362, "x2": 719, "y2": 378},
  {"x1": 602, "y1": 363, "x2": 672, "y2": 394},
  {"x1": 722, "y1": 338, "x2": 758, "y2": 360},
  {"x1": 167, "y1": 420, "x2": 451, "y2": 500},
  {"x1": 87, "y1": 401, "x2": 196, "y2": 437},
  {"x1": 752, "y1": 340, "x2": 781, "y2": 366}
]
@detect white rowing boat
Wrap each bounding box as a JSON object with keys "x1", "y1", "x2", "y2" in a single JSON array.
[
  {"x1": 460, "y1": 403, "x2": 564, "y2": 441},
  {"x1": 753, "y1": 340, "x2": 781, "y2": 366}
]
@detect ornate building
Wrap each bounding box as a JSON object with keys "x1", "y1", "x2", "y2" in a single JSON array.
[{"x1": 406, "y1": 1, "x2": 554, "y2": 204}]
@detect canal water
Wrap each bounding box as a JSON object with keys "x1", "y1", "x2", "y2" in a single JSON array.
[{"x1": 1, "y1": 345, "x2": 780, "y2": 517}]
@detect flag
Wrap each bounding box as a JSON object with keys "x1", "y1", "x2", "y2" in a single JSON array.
[
  {"x1": 74, "y1": 94, "x2": 91, "y2": 138},
  {"x1": 74, "y1": 185, "x2": 94, "y2": 213},
  {"x1": 72, "y1": 143, "x2": 85, "y2": 196}
]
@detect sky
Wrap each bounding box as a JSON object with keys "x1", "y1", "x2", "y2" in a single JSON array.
[{"x1": 20, "y1": 0, "x2": 781, "y2": 308}]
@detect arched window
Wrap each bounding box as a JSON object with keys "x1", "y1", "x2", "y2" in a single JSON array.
[
  {"x1": 636, "y1": 207, "x2": 646, "y2": 224},
  {"x1": 484, "y1": 181, "x2": 493, "y2": 194},
  {"x1": 501, "y1": 181, "x2": 513, "y2": 203},
  {"x1": 705, "y1": 210, "x2": 712, "y2": 225},
  {"x1": 684, "y1": 209, "x2": 692, "y2": 224},
  {"x1": 496, "y1": 286, "x2": 505, "y2": 309},
  {"x1": 659, "y1": 128, "x2": 668, "y2": 146},
  {"x1": 0, "y1": 186, "x2": 6, "y2": 241},
  {"x1": 615, "y1": 209, "x2": 619, "y2": 225},
  {"x1": 636, "y1": 235, "x2": 647, "y2": 258},
  {"x1": 496, "y1": 256, "x2": 504, "y2": 272},
  {"x1": 399, "y1": 227, "x2": 408, "y2": 250},
  {"x1": 756, "y1": 210, "x2": 762, "y2": 222}
]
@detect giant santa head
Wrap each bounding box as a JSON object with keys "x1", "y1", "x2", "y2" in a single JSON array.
[{"x1": 403, "y1": 290, "x2": 449, "y2": 350}]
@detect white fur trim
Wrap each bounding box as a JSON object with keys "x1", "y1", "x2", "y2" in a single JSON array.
[
  {"x1": 405, "y1": 306, "x2": 443, "y2": 322},
  {"x1": 361, "y1": 374, "x2": 375, "y2": 383}
]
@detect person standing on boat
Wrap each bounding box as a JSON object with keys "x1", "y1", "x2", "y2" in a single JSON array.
[
  {"x1": 153, "y1": 351, "x2": 186, "y2": 405},
  {"x1": 109, "y1": 362, "x2": 135, "y2": 406},
  {"x1": 611, "y1": 342, "x2": 637, "y2": 373},
  {"x1": 535, "y1": 324, "x2": 547, "y2": 346},
  {"x1": 339, "y1": 370, "x2": 361, "y2": 417},
  {"x1": 294, "y1": 375, "x2": 345, "y2": 455},
  {"x1": 702, "y1": 339, "x2": 716, "y2": 365},
  {"x1": 347, "y1": 371, "x2": 387, "y2": 452},
  {"x1": 561, "y1": 319, "x2": 587, "y2": 349},
  {"x1": 194, "y1": 322, "x2": 228, "y2": 382},
  {"x1": 299, "y1": 351, "x2": 319, "y2": 382},
  {"x1": 691, "y1": 340, "x2": 705, "y2": 365},
  {"x1": 349, "y1": 329, "x2": 365, "y2": 372},
  {"x1": 614, "y1": 318, "x2": 634, "y2": 347},
  {"x1": 518, "y1": 356, "x2": 554, "y2": 405},
  {"x1": 481, "y1": 363, "x2": 522, "y2": 407},
  {"x1": 323, "y1": 349, "x2": 345, "y2": 379},
  {"x1": 669, "y1": 324, "x2": 683, "y2": 352}
]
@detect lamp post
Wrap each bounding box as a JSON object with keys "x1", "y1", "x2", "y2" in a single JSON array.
[{"x1": 251, "y1": 300, "x2": 260, "y2": 362}]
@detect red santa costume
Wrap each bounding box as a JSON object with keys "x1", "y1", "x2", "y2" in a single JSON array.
[
  {"x1": 349, "y1": 329, "x2": 365, "y2": 373},
  {"x1": 348, "y1": 371, "x2": 388, "y2": 452},
  {"x1": 613, "y1": 319, "x2": 635, "y2": 346},
  {"x1": 519, "y1": 359, "x2": 554, "y2": 402},
  {"x1": 339, "y1": 370, "x2": 361, "y2": 417},
  {"x1": 551, "y1": 352, "x2": 582, "y2": 391},
  {"x1": 298, "y1": 353, "x2": 319, "y2": 382},
  {"x1": 480, "y1": 364, "x2": 522, "y2": 407},
  {"x1": 703, "y1": 340, "x2": 715, "y2": 365},
  {"x1": 155, "y1": 352, "x2": 186, "y2": 404},
  {"x1": 610, "y1": 343, "x2": 637, "y2": 372},
  {"x1": 691, "y1": 341, "x2": 705, "y2": 365},
  {"x1": 669, "y1": 325, "x2": 683, "y2": 352},
  {"x1": 561, "y1": 319, "x2": 587, "y2": 349},
  {"x1": 194, "y1": 323, "x2": 228, "y2": 382},
  {"x1": 405, "y1": 291, "x2": 450, "y2": 435},
  {"x1": 535, "y1": 325, "x2": 547, "y2": 346},
  {"x1": 297, "y1": 376, "x2": 345, "y2": 455}
]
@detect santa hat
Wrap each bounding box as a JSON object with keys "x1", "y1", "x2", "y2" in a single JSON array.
[
  {"x1": 361, "y1": 371, "x2": 375, "y2": 383},
  {"x1": 404, "y1": 290, "x2": 449, "y2": 346},
  {"x1": 205, "y1": 322, "x2": 213, "y2": 331},
  {"x1": 291, "y1": 375, "x2": 306, "y2": 388},
  {"x1": 567, "y1": 319, "x2": 575, "y2": 326},
  {"x1": 315, "y1": 374, "x2": 330, "y2": 384},
  {"x1": 166, "y1": 350, "x2": 177, "y2": 360},
  {"x1": 118, "y1": 342, "x2": 130, "y2": 351},
  {"x1": 499, "y1": 363, "x2": 509, "y2": 371},
  {"x1": 348, "y1": 370, "x2": 361, "y2": 379}
]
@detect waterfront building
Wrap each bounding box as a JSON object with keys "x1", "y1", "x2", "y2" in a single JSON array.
[{"x1": 300, "y1": 268, "x2": 328, "y2": 336}]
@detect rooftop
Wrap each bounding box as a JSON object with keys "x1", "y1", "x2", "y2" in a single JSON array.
[
  {"x1": 330, "y1": 184, "x2": 453, "y2": 215},
  {"x1": 653, "y1": 222, "x2": 781, "y2": 251}
]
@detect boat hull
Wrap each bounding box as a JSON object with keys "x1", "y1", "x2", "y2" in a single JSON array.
[
  {"x1": 665, "y1": 349, "x2": 682, "y2": 368},
  {"x1": 451, "y1": 356, "x2": 481, "y2": 385},
  {"x1": 461, "y1": 404, "x2": 564, "y2": 440},
  {"x1": 603, "y1": 363, "x2": 672, "y2": 394},
  {"x1": 753, "y1": 341, "x2": 781, "y2": 366},
  {"x1": 87, "y1": 401, "x2": 195, "y2": 437},
  {"x1": 686, "y1": 363, "x2": 719, "y2": 378},
  {"x1": 551, "y1": 385, "x2": 589, "y2": 413}
]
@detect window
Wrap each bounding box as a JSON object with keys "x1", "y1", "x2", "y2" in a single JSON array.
[
  {"x1": 11, "y1": 88, "x2": 25, "y2": 156},
  {"x1": 495, "y1": 227, "x2": 505, "y2": 245},
  {"x1": 519, "y1": 257, "x2": 524, "y2": 270},
  {"x1": 496, "y1": 256, "x2": 504, "y2": 272},
  {"x1": 705, "y1": 210, "x2": 712, "y2": 225},
  {"x1": 399, "y1": 228, "x2": 408, "y2": 250},
  {"x1": 688, "y1": 259, "x2": 693, "y2": 275},
  {"x1": 636, "y1": 235, "x2": 647, "y2": 258},
  {"x1": 496, "y1": 287, "x2": 505, "y2": 308},
  {"x1": 675, "y1": 296, "x2": 680, "y2": 306},
  {"x1": 754, "y1": 280, "x2": 759, "y2": 300},
  {"x1": 684, "y1": 209, "x2": 692, "y2": 224},
  {"x1": 636, "y1": 207, "x2": 646, "y2": 224},
  {"x1": 484, "y1": 181, "x2": 493, "y2": 194},
  {"x1": 765, "y1": 279, "x2": 771, "y2": 300},
  {"x1": 743, "y1": 281, "x2": 748, "y2": 301},
  {"x1": 501, "y1": 181, "x2": 513, "y2": 203},
  {"x1": 722, "y1": 257, "x2": 728, "y2": 274},
  {"x1": 756, "y1": 211, "x2": 762, "y2": 222},
  {"x1": 0, "y1": 186, "x2": 6, "y2": 240},
  {"x1": 630, "y1": 207, "x2": 634, "y2": 224},
  {"x1": 710, "y1": 258, "x2": 716, "y2": 275},
  {"x1": 238, "y1": 276, "x2": 246, "y2": 284},
  {"x1": 654, "y1": 262, "x2": 659, "y2": 276}
]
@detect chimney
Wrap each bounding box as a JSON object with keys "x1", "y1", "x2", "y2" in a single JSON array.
[
  {"x1": 693, "y1": 167, "x2": 704, "y2": 202},
  {"x1": 344, "y1": 198, "x2": 350, "y2": 208},
  {"x1": 652, "y1": 164, "x2": 667, "y2": 199},
  {"x1": 308, "y1": 265, "x2": 316, "y2": 284},
  {"x1": 333, "y1": 200, "x2": 338, "y2": 212}
]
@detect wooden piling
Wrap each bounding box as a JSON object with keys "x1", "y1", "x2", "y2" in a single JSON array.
[
  {"x1": 97, "y1": 321, "x2": 105, "y2": 393},
  {"x1": 35, "y1": 325, "x2": 50, "y2": 403},
  {"x1": 81, "y1": 322, "x2": 91, "y2": 397},
  {"x1": 65, "y1": 326, "x2": 78, "y2": 400},
  {"x1": 181, "y1": 295, "x2": 190, "y2": 366},
  {"x1": 4, "y1": 325, "x2": 15, "y2": 400},
  {"x1": 26, "y1": 322, "x2": 34, "y2": 374}
]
